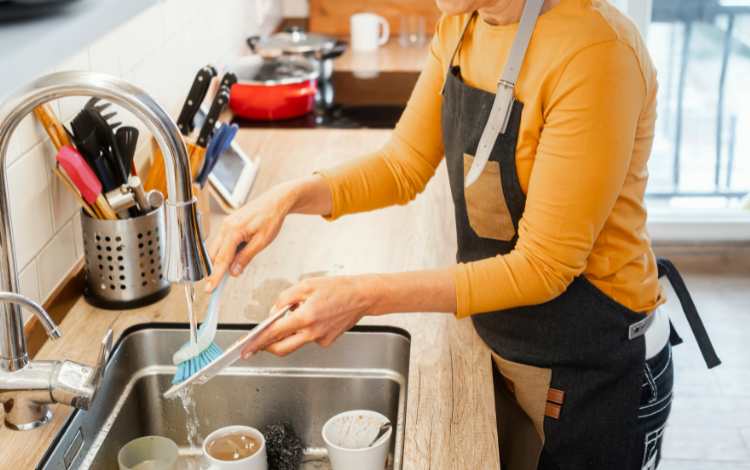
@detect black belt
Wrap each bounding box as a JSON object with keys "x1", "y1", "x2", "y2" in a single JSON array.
[{"x1": 657, "y1": 258, "x2": 721, "y2": 369}]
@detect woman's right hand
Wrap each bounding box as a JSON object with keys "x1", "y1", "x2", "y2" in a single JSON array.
[
  {"x1": 204, "y1": 175, "x2": 333, "y2": 292},
  {"x1": 204, "y1": 182, "x2": 297, "y2": 291}
]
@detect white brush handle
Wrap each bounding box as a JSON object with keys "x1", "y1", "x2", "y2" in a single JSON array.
[{"x1": 172, "y1": 274, "x2": 228, "y2": 365}]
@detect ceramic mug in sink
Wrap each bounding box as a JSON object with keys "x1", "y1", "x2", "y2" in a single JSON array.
[
  {"x1": 322, "y1": 410, "x2": 392, "y2": 470},
  {"x1": 202, "y1": 425, "x2": 268, "y2": 470}
]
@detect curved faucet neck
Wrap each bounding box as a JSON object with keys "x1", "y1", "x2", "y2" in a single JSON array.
[{"x1": 0, "y1": 71, "x2": 211, "y2": 371}]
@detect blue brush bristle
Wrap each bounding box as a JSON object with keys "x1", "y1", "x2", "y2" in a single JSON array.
[{"x1": 172, "y1": 342, "x2": 223, "y2": 385}]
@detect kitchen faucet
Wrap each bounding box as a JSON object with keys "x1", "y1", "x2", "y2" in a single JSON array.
[{"x1": 0, "y1": 71, "x2": 212, "y2": 430}]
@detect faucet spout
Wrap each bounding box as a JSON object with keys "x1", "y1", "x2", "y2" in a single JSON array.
[{"x1": 0, "y1": 292, "x2": 61, "y2": 340}]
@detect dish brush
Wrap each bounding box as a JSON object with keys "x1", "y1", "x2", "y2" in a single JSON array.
[{"x1": 171, "y1": 274, "x2": 228, "y2": 384}]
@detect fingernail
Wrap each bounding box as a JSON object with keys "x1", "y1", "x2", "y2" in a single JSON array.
[
  {"x1": 204, "y1": 281, "x2": 212, "y2": 292},
  {"x1": 231, "y1": 264, "x2": 241, "y2": 276}
]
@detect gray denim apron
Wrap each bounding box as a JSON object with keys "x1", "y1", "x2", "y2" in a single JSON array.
[{"x1": 440, "y1": 4, "x2": 721, "y2": 470}]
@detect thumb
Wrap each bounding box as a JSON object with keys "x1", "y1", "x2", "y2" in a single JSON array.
[{"x1": 274, "y1": 281, "x2": 313, "y2": 311}]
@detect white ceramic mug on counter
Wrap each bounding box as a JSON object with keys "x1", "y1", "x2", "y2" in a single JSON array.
[
  {"x1": 202, "y1": 425, "x2": 268, "y2": 470},
  {"x1": 350, "y1": 13, "x2": 390, "y2": 51}
]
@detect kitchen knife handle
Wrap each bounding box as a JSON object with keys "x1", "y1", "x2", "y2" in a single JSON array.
[
  {"x1": 220, "y1": 72, "x2": 238, "y2": 90},
  {"x1": 176, "y1": 66, "x2": 216, "y2": 136},
  {"x1": 197, "y1": 87, "x2": 230, "y2": 148}
]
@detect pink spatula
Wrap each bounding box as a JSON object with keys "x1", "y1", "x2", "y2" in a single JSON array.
[{"x1": 56, "y1": 146, "x2": 117, "y2": 220}]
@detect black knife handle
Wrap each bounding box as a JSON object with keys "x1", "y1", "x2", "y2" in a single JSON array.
[
  {"x1": 220, "y1": 72, "x2": 238, "y2": 91},
  {"x1": 197, "y1": 87, "x2": 230, "y2": 148},
  {"x1": 176, "y1": 66, "x2": 217, "y2": 136}
]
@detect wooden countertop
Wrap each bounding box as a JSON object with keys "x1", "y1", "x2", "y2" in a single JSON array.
[
  {"x1": 334, "y1": 39, "x2": 430, "y2": 74},
  {"x1": 0, "y1": 129, "x2": 499, "y2": 469}
]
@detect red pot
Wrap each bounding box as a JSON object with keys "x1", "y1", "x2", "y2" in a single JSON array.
[{"x1": 229, "y1": 55, "x2": 319, "y2": 121}]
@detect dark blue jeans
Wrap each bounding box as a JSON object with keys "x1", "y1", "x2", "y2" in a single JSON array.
[{"x1": 636, "y1": 343, "x2": 674, "y2": 469}]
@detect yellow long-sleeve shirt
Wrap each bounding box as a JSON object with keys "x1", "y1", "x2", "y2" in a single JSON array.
[{"x1": 319, "y1": 0, "x2": 664, "y2": 317}]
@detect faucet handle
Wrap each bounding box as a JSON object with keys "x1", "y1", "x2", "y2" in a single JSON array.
[{"x1": 50, "y1": 328, "x2": 113, "y2": 410}]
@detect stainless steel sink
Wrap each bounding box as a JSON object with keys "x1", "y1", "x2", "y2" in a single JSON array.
[{"x1": 38, "y1": 324, "x2": 410, "y2": 469}]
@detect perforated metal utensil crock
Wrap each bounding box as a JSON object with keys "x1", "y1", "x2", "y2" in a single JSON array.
[{"x1": 81, "y1": 198, "x2": 170, "y2": 309}]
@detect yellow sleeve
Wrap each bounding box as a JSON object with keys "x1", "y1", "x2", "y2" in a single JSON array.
[
  {"x1": 454, "y1": 41, "x2": 647, "y2": 317},
  {"x1": 317, "y1": 23, "x2": 448, "y2": 220}
]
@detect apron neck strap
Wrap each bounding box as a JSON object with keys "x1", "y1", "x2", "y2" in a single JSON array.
[
  {"x1": 441, "y1": 12, "x2": 477, "y2": 94},
  {"x1": 463, "y1": 0, "x2": 545, "y2": 188},
  {"x1": 446, "y1": 12, "x2": 477, "y2": 71},
  {"x1": 500, "y1": 0, "x2": 546, "y2": 87}
]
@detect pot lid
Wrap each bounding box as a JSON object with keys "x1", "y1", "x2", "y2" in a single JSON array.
[
  {"x1": 249, "y1": 26, "x2": 338, "y2": 56},
  {"x1": 230, "y1": 55, "x2": 319, "y2": 85}
]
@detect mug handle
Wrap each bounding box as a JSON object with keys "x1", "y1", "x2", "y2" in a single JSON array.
[{"x1": 377, "y1": 15, "x2": 390, "y2": 46}]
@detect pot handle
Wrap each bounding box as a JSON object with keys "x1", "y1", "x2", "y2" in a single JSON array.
[
  {"x1": 318, "y1": 40, "x2": 347, "y2": 61},
  {"x1": 246, "y1": 35, "x2": 261, "y2": 52}
]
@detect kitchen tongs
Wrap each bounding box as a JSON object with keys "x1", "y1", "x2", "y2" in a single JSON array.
[{"x1": 163, "y1": 304, "x2": 292, "y2": 399}]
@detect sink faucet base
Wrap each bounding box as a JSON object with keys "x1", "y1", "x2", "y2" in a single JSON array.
[{"x1": 4, "y1": 400, "x2": 52, "y2": 431}]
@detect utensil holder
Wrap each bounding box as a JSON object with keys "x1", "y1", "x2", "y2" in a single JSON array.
[{"x1": 81, "y1": 197, "x2": 170, "y2": 309}]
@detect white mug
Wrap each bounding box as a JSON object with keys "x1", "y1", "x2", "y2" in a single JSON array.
[
  {"x1": 322, "y1": 410, "x2": 392, "y2": 470},
  {"x1": 202, "y1": 425, "x2": 268, "y2": 470},
  {"x1": 350, "y1": 13, "x2": 390, "y2": 51}
]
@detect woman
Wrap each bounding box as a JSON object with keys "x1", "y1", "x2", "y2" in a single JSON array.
[{"x1": 206, "y1": 1, "x2": 719, "y2": 468}]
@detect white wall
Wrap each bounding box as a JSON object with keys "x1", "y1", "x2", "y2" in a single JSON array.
[
  {"x1": 282, "y1": 0, "x2": 309, "y2": 17},
  {"x1": 5, "y1": 0, "x2": 279, "y2": 317}
]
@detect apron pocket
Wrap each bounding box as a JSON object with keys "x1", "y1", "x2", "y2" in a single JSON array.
[{"x1": 463, "y1": 153, "x2": 516, "y2": 241}]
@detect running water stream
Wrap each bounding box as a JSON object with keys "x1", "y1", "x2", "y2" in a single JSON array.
[{"x1": 178, "y1": 284, "x2": 203, "y2": 467}]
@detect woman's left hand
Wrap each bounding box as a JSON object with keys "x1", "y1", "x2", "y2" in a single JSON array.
[{"x1": 241, "y1": 275, "x2": 379, "y2": 358}]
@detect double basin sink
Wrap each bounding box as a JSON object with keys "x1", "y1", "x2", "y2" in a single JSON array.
[{"x1": 39, "y1": 324, "x2": 410, "y2": 469}]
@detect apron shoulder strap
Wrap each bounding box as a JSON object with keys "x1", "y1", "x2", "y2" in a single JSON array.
[
  {"x1": 657, "y1": 257, "x2": 722, "y2": 369},
  {"x1": 441, "y1": 12, "x2": 477, "y2": 94},
  {"x1": 464, "y1": 0, "x2": 545, "y2": 188}
]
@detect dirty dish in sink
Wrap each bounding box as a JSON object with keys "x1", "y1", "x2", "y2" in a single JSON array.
[
  {"x1": 203, "y1": 425, "x2": 268, "y2": 470},
  {"x1": 117, "y1": 435, "x2": 178, "y2": 470},
  {"x1": 322, "y1": 409, "x2": 392, "y2": 470}
]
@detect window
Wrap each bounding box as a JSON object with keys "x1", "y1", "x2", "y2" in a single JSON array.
[{"x1": 616, "y1": 0, "x2": 750, "y2": 240}]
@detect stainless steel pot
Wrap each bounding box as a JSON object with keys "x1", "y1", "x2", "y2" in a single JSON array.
[{"x1": 246, "y1": 26, "x2": 347, "y2": 81}]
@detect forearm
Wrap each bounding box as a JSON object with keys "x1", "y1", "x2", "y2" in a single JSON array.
[
  {"x1": 364, "y1": 267, "x2": 457, "y2": 316},
  {"x1": 281, "y1": 175, "x2": 333, "y2": 217}
]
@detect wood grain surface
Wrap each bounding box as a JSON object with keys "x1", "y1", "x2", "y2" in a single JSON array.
[
  {"x1": 0, "y1": 129, "x2": 500, "y2": 470},
  {"x1": 309, "y1": 0, "x2": 441, "y2": 37}
]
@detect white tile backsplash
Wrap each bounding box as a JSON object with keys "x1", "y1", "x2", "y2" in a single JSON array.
[
  {"x1": 8, "y1": 142, "x2": 55, "y2": 270},
  {"x1": 18, "y1": 260, "x2": 40, "y2": 304},
  {"x1": 3, "y1": 0, "x2": 277, "y2": 317},
  {"x1": 88, "y1": 29, "x2": 123, "y2": 77},
  {"x1": 7, "y1": 115, "x2": 48, "y2": 165},
  {"x1": 55, "y1": 50, "x2": 92, "y2": 122},
  {"x1": 18, "y1": 260, "x2": 40, "y2": 324},
  {"x1": 37, "y1": 219, "x2": 77, "y2": 300}
]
